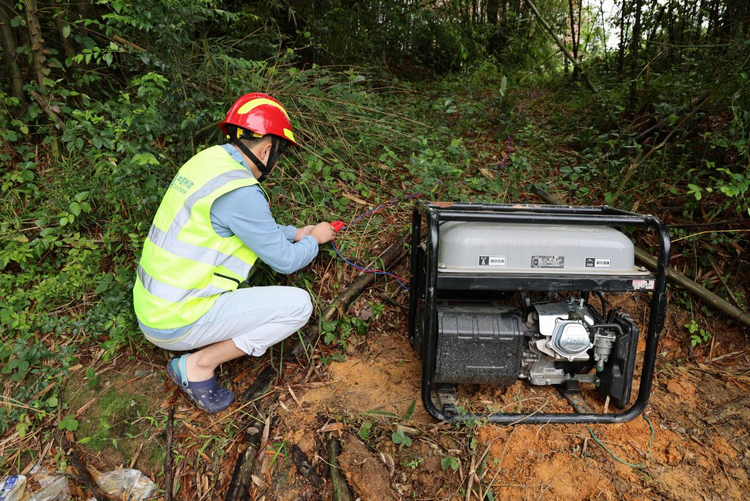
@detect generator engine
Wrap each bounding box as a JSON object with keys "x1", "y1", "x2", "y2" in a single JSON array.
[
  {"x1": 409, "y1": 202, "x2": 670, "y2": 424},
  {"x1": 430, "y1": 297, "x2": 638, "y2": 410}
]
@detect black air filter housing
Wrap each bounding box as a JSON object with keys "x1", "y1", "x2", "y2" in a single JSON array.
[{"x1": 435, "y1": 304, "x2": 524, "y2": 385}]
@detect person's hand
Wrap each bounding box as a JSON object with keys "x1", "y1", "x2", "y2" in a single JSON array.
[
  {"x1": 295, "y1": 225, "x2": 315, "y2": 242},
  {"x1": 309, "y1": 222, "x2": 335, "y2": 245}
]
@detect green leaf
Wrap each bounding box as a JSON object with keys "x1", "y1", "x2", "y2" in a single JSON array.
[
  {"x1": 391, "y1": 430, "x2": 411, "y2": 447},
  {"x1": 402, "y1": 399, "x2": 416, "y2": 421},
  {"x1": 59, "y1": 415, "x2": 79, "y2": 431},
  {"x1": 321, "y1": 320, "x2": 338, "y2": 332},
  {"x1": 667, "y1": 114, "x2": 678, "y2": 126},
  {"x1": 358, "y1": 422, "x2": 372, "y2": 440},
  {"x1": 441, "y1": 456, "x2": 459, "y2": 471},
  {"x1": 86, "y1": 367, "x2": 96, "y2": 379},
  {"x1": 62, "y1": 25, "x2": 71, "y2": 38},
  {"x1": 69, "y1": 202, "x2": 81, "y2": 216}
]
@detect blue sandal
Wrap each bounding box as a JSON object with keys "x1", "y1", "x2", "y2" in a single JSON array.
[{"x1": 166, "y1": 354, "x2": 235, "y2": 414}]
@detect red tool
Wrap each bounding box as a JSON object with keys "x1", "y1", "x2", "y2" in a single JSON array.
[{"x1": 331, "y1": 220, "x2": 345, "y2": 232}]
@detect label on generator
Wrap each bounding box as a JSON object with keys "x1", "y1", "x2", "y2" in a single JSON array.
[
  {"x1": 585, "y1": 257, "x2": 611, "y2": 268},
  {"x1": 531, "y1": 255, "x2": 565, "y2": 268},
  {"x1": 632, "y1": 279, "x2": 655, "y2": 290},
  {"x1": 478, "y1": 255, "x2": 507, "y2": 266}
]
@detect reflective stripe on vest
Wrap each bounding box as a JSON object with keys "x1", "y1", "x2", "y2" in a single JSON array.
[
  {"x1": 133, "y1": 146, "x2": 260, "y2": 330},
  {"x1": 144, "y1": 169, "x2": 253, "y2": 277},
  {"x1": 137, "y1": 265, "x2": 227, "y2": 303}
]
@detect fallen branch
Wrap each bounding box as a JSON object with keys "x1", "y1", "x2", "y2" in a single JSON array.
[
  {"x1": 290, "y1": 445, "x2": 323, "y2": 488},
  {"x1": 228, "y1": 232, "x2": 409, "y2": 499},
  {"x1": 531, "y1": 185, "x2": 750, "y2": 330},
  {"x1": 54, "y1": 429, "x2": 113, "y2": 501},
  {"x1": 327, "y1": 437, "x2": 354, "y2": 501},
  {"x1": 165, "y1": 406, "x2": 174, "y2": 501},
  {"x1": 224, "y1": 426, "x2": 263, "y2": 501}
]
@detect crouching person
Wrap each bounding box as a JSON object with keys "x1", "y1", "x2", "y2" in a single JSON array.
[{"x1": 132, "y1": 93, "x2": 335, "y2": 413}]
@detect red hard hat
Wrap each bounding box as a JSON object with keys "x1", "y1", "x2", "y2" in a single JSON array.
[{"x1": 219, "y1": 93, "x2": 297, "y2": 145}]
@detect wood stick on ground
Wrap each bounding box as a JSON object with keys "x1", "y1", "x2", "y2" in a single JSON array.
[
  {"x1": 290, "y1": 444, "x2": 323, "y2": 488},
  {"x1": 241, "y1": 230, "x2": 410, "y2": 403},
  {"x1": 165, "y1": 406, "x2": 174, "y2": 501},
  {"x1": 327, "y1": 437, "x2": 354, "y2": 501},
  {"x1": 53, "y1": 429, "x2": 114, "y2": 501},
  {"x1": 465, "y1": 455, "x2": 476, "y2": 501},
  {"x1": 530, "y1": 185, "x2": 750, "y2": 331},
  {"x1": 224, "y1": 426, "x2": 263, "y2": 501},
  {"x1": 228, "y1": 232, "x2": 409, "y2": 498}
]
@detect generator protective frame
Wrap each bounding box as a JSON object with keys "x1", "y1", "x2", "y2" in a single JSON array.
[{"x1": 408, "y1": 201, "x2": 671, "y2": 424}]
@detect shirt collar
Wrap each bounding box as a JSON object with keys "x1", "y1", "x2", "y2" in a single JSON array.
[{"x1": 221, "y1": 143, "x2": 256, "y2": 178}]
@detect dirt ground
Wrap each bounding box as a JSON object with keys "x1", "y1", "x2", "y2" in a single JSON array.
[
  {"x1": 17, "y1": 251, "x2": 747, "y2": 501},
  {"x1": 257, "y1": 285, "x2": 749, "y2": 501}
]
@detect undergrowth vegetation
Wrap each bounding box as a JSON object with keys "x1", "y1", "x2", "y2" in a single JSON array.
[
  {"x1": 1, "y1": 0, "x2": 748, "y2": 480},
  {"x1": 0, "y1": 1, "x2": 513, "y2": 453}
]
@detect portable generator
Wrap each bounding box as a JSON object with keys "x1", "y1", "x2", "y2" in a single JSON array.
[{"x1": 408, "y1": 201, "x2": 670, "y2": 424}]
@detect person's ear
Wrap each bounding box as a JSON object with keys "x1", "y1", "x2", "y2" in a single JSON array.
[{"x1": 261, "y1": 141, "x2": 273, "y2": 164}]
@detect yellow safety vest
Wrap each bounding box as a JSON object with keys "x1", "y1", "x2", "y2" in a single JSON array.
[{"x1": 133, "y1": 146, "x2": 259, "y2": 329}]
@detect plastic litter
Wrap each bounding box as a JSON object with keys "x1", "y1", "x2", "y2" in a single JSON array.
[
  {"x1": 0, "y1": 467, "x2": 156, "y2": 501},
  {"x1": 0, "y1": 475, "x2": 27, "y2": 501},
  {"x1": 93, "y1": 469, "x2": 156, "y2": 500},
  {"x1": 27, "y1": 466, "x2": 70, "y2": 501}
]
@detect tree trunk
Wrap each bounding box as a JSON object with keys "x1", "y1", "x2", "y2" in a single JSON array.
[
  {"x1": 24, "y1": 0, "x2": 61, "y2": 157},
  {"x1": 76, "y1": 0, "x2": 88, "y2": 39},
  {"x1": 645, "y1": 4, "x2": 665, "y2": 55},
  {"x1": 0, "y1": 3, "x2": 25, "y2": 105},
  {"x1": 696, "y1": 0, "x2": 705, "y2": 43},
  {"x1": 598, "y1": 0, "x2": 609, "y2": 72},
  {"x1": 53, "y1": 0, "x2": 76, "y2": 62},
  {"x1": 487, "y1": 0, "x2": 499, "y2": 52},
  {"x1": 617, "y1": 0, "x2": 628, "y2": 76},
  {"x1": 628, "y1": 0, "x2": 643, "y2": 113},
  {"x1": 526, "y1": 0, "x2": 617, "y2": 124},
  {"x1": 24, "y1": 0, "x2": 48, "y2": 90},
  {"x1": 568, "y1": 0, "x2": 578, "y2": 80}
]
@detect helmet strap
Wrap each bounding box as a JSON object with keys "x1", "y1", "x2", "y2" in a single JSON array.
[{"x1": 229, "y1": 127, "x2": 288, "y2": 183}]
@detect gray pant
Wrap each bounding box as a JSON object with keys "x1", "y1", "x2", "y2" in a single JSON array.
[{"x1": 145, "y1": 286, "x2": 313, "y2": 356}]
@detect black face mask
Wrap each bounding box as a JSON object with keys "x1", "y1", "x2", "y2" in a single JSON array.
[{"x1": 230, "y1": 127, "x2": 288, "y2": 182}]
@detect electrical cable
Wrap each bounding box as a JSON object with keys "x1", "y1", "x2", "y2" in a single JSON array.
[
  {"x1": 329, "y1": 136, "x2": 513, "y2": 290},
  {"x1": 330, "y1": 193, "x2": 424, "y2": 290},
  {"x1": 586, "y1": 414, "x2": 655, "y2": 469}
]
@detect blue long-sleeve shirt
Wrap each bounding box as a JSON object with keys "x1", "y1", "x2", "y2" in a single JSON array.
[
  {"x1": 139, "y1": 144, "x2": 318, "y2": 339},
  {"x1": 211, "y1": 144, "x2": 319, "y2": 274}
]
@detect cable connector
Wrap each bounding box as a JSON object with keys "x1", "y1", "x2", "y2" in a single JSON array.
[{"x1": 331, "y1": 220, "x2": 345, "y2": 232}]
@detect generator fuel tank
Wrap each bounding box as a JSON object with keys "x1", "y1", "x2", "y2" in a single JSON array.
[{"x1": 437, "y1": 222, "x2": 649, "y2": 276}]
